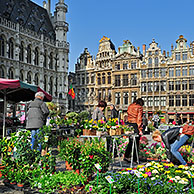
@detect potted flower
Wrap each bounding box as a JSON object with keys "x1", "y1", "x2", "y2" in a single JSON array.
[
  {"x1": 106, "y1": 118, "x2": 120, "y2": 136},
  {"x1": 96, "y1": 120, "x2": 107, "y2": 136},
  {"x1": 83, "y1": 119, "x2": 94, "y2": 135}
]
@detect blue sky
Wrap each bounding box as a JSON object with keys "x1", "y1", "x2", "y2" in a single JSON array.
[{"x1": 32, "y1": 0, "x2": 194, "y2": 72}]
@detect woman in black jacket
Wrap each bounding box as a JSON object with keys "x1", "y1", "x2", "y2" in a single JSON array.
[{"x1": 152, "y1": 127, "x2": 190, "y2": 165}]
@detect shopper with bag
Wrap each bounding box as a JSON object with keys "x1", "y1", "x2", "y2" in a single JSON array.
[{"x1": 152, "y1": 124, "x2": 194, "y2": 165}]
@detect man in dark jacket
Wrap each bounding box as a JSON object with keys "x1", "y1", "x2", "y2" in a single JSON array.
[
  {"x1": 110, "y1": 104, "x2": 118, "y2": 119},
  {"x1": 26, "y1": 92, "x2": 49, "y2": 152}
]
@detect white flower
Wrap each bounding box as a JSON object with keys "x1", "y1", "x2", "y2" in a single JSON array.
[
  {"x1": 151, "y1": 177, "x2": 156, "y2": 180},
  {"x1": 178, "y1": 180, "x2": 189, "y2": 184},
  {"x1": 145, "y1": 163, "x2": 152, "y2": 167},
  {"x1": 152, "y1": 169, "x2": 159, "y2": 174},
  {"x1": 175, "y1": 176, "x2": 181, "y2": 180},
  {"x1": 139, "y1": 168, "x2": 144, "y2": 171}
]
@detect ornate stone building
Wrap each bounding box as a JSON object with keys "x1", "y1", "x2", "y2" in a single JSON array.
[
  {"x1": 0, "y1": 0, "x2": 69, "y2": 112},
  {"x1": 73, "y1": 35, "x2": 194, "y2": 122}
]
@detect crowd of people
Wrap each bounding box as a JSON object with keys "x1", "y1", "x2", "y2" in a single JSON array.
[{"x1": 25, "y1": 93, "x2": 194, "y2": 166}]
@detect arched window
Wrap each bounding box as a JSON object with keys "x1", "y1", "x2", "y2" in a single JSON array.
[
  {"x1": 0, "y1": 66, "x2": 5, "y2": 78},
  {"x1": 0, "y1": 35, "x2": 5, "y2": 56},
  {"x1": 44, "y1": 75, "x2": 47, "y2": 91},
  {"x1": 43, "y1": 50, "x2": 47, "y2": 68},
  {"x1": 8, "y1": 67, "x2": 14, "y2": 79},
  {"x1": 8, "y1": 38, "x2": 14, "y2": 59},
  {"x1": 27, "y1": 72, "x2": 32, "y2": 84},
  {"x1": 49, "y1": 77, "x2": 53, "y2": 95},
  {"x1": 148, "y1": 57, "x2": 152, "y2": 65},
  {"x1": 19, "y1": 42, "x2": 24, "y2": 61},
  {"x1": 49, "y1": 52, "x2": 53, "y2": 69},
  {"x1": 34, "y1": 47, "x2": 39, "y2": 66},
  {"x1": 155, "y1": 57, "x2": 159, "y2": 67},
  {"x1": 19, "y1": 70, "x2": 24, "y2": 81},
  {"x1": 34, "y1": 73, "x2": 39, "y2": 85},
  {"x1": 27, "y1": 45, "x2": 32, "y2": 64}
]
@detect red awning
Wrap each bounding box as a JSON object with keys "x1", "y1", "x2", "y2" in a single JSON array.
[{"x1": 168, "y1": 112, "x2": 175, "y2": 115}]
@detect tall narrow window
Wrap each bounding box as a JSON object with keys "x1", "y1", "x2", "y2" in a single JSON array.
[
  {"x1": 8, "y1": 68, "x2": 14, "y2": 79},
  {"x1": 169, "y1": 95, "x2": 174, "y2": 106},
  {"x1": 182, "y1": 80, "x2": 187, "y2": 90},
  {"x1": 189, "y1": 95, "x2": 194, "y2": 106},
  {"x1": 148, "y1": 69, "x2": 153, "y2": 78},
  {"x1": 27, "y1": 45, "x2": 32, "y2": 64},
  {"x1": 175, "y1": 81, "x2": 181, "y2": 90},
  {"x1": 148, "y1": 58, "x2": 152, "y2": 66},
  {"x1": 169, "y1": 81, "x2": 174, "y2": 91},
  {"x1": 175, "y1": 53, "x2": 180, "y2": 61},
  {"x1": 182, "y1": 95, "x2": 187, "y2": 106},
  {"x1": 154, "y1": 69, "x2": 159, "y2": 77},
  {"x1": 148, "y1": 97, "x2": 153, "y2": 106},
  {"x1": 8, "y1": 38, "x2": 14, "y2": 59},
  {"x1": 160, "y1": 81, "x2": 166, "y2": 91},
  {"x1": 0, "y1": 35, "x2": 5, "y2": 56},
  {"x1": 154, "y1": 96, "x2": 159, "y2": 106},
  {"x1": 123, "y1": 63, "x2": 128, "y2": 70},
  {"x1": 19, "y1": 42, "x2": 24, "y2": 61},
  {"x1": 154, "y1": 81, "x2": 159, "y2": 92},
  {"x1": 176, "y1": 95, "x2": 181, "y2": 106},
  {"x1": 49, "y1": 77, "x2": 53, "y2": 95},
  {"x1": 91, "y1": 73, "x2": 95, "y2": 84},
  {"x1": 108, "y1": 72, "x2": 111, "y2": 84},
  {"x1": 102, "y1": 73, "x2": 105, "y2": 84},
  {"x1": 131, "y1": 74, "x2": 137, "y2": 85},
  {"x1": 0, "y1": 66, "x2": 5, "y2": 78},
  {"x1": 189, "y1": 80, "x2": 194, "y2": 90},
  {"x1": 169, "y1": 67, "x2": 174, "y2": 77},
  {"x1": 123, "y1": 74, "x2": 128, "y2": 86},
  {"x1": 97, "y1": 73, "x2": 101, "y2": 85},
  {"x1": 27, "y1": 72, "x2": 32, "y2": 84},
  {"x1": 175, "y1": 67, "x2": 181, "y2": 76},
  {"x1": 182, "y1": 52, "x2": 187, "y2": 60},
  {"x1": 49, "y1": 52, "x2": 53, "y2": 69},
  {"x1": 131, "y1": 91, "x2": 137, "y2": 103},
  {"x1": 19, "y1": 70, "x2": 24, "y2": 81},
  {"x1": 34, "y1": 47, "x2": 39, "y2": 66},
  {"x1": 141, "y1": 70, "x2": 147, "y2": 78},
  {"x1": 161, "y1": 96, "x2": 166, "y2": 106},
  {"x1": 148, "y1": 82, "x2": 153, "y2": 92},
  {"x1": 34, "y1": 73, "x2": 39, "y2": 85},
  {"x1": 44, "y1": 76, "x2": 47, "y2": 91},
  {"x1": 115, "y1": 92, "x2": 121, "y2": 105},
  {"x1": 131, "y1": 61, "x2": 137, "y2": 69},
  {"x1": 141, "y1": 82, "x2": 147, "y2": 92},
  {"x1": 115, "y1": 75, "x2": 121, "y2": 86},
  {"x1": 182, "y1": 66, "x2": 187, "y2": 76},
  {"x1": 154, "y1": 57, "x2": 159, "y2": 67},
  {"x1": 123, "y1": 92, "x2": 129, "y2": 105},
  {"x1": 43, "y1": 50, "x2": 47, "y2": 68}
]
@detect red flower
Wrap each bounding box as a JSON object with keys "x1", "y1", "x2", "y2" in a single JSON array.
[
  {"x1": 89, "y1": 155, "x2": 94, "y2": 159},
  {"x1": 168, "y1": 180, "x2": 173, "y2": 183}
]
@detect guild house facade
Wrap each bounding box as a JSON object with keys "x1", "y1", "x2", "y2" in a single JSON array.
[
  {"x1": 0, "y1": 0, "x2": 69, "y2": 112},
  {"x1": 73, "y1": 35, "x2": 194, "y2": 123}
]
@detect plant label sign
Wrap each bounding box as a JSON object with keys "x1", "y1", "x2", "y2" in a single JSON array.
[
  {"x1": 188, "y1": 171, "x2": 193, "y2": 176},
  {"x1": 105, "y1": 176, "x2": 114, "y2": 184},
  {"x1": 134, "y1": 170, "x2": 143, "y2": 178},
  {"x1": 95, "y1": 163, "x2": 102, "y2": 170}
]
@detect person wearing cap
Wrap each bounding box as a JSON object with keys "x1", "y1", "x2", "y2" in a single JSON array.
[{"x1": 26, "y1": 92, "x2": 49, "y2": 152}]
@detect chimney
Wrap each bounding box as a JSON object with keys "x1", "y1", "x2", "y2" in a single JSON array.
[
  {"x1": 143, "y1": 44, "x2": 146, "y2": 56},
  {"x1": 167, "y1": 51, "x2": 169, "y2": 57},
  {"x1": 163, "y1": 50, "x2": 166, "y2": 57},
  {"x1": 171, "y1": 44, "x2": 173, "y2": 50}
]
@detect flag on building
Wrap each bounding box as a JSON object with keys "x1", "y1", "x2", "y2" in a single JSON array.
[{"x1": 68, "y1": 84, "x2": 75, "y2": 99}]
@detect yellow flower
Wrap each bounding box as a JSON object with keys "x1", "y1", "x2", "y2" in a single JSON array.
[
  {"x1": 159, "y1": 168, "x2": 164, "y2": 171},
  {"x1": 142, "y1": 174, "x2": 148, "y2": 178},
  {"x1": 175, "y1": 170, "x2": 182, "y2": 173},
  {"x1": 165, "y1": 171, "x2": 170, "y2": 174}
]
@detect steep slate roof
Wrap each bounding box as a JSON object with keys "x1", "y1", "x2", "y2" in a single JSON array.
[{"x1": 0, "y1": 0, "x2": 55, "y2": 40}]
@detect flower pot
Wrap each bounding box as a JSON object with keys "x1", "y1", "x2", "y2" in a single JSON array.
[
  {"x1": 88, "y1": 129, "x2": 96, "y2": 136},
  {"x1": 96, "y1": 131, "x2": 102, "y2": 136},
  {"x1": 83, "y1": 129, "x2": 89, "y2": 135},
  {"x1": 109, "y1": 129, "x2": 116, "y2": 136},
  {"x1": 17, "y1": 183, "x2": 24, "y2": 188},
  {"x1": 115, "y1": 128, "x2": 122, "y2": 135},
  {"x1": 65, "y1": 161, "x2": 73, "y2": 170}
]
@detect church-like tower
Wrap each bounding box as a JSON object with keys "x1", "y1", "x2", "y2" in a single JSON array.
[{"x1": 54, "y1": 0, "x2": 69, "y2": 112}]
